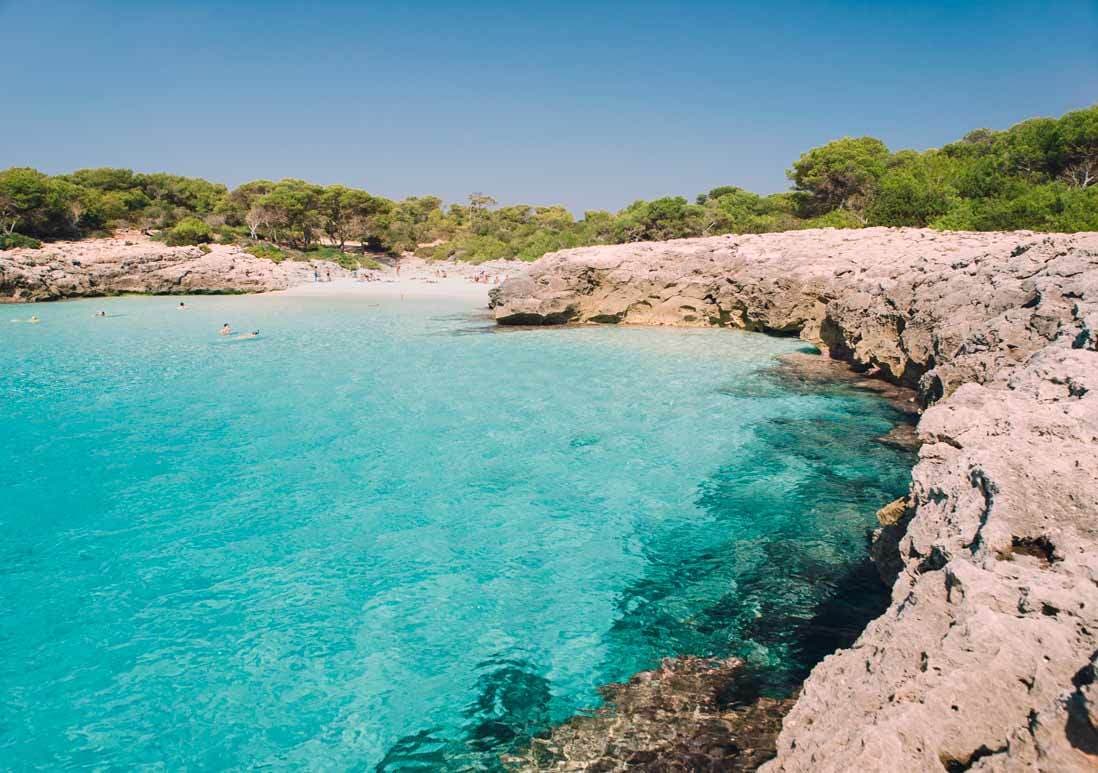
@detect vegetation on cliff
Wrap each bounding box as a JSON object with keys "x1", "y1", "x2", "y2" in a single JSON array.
[{"x1": 1, "y1": 105, "x2": 1094, "y2": 259}]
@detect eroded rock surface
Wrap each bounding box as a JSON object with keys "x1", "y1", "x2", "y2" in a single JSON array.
[
  {"x1": 0, "y1": 236, "x2": 348, "y2": 302},
  {"x1": 493, "y1": 228, "x2": 1098, "y2": 771}
]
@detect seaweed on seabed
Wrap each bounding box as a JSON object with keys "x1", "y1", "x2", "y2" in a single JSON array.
[
  {"x1": 461, "y1": 657, "x2": 553, "y2": 755},
  {"x1": 375, "y1": 656, "x2": 553, "y2": 772}
]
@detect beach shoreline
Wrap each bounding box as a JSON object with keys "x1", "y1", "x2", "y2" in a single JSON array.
[
  {"x1": 273, "y1": 256, "x2": 520, "y2": 303},
  {"x1": 0, "y1": 232, "x2": 526, "y2": 305}
]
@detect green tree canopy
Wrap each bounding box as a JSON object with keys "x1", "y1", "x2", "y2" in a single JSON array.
[
  {"x1": 788, "y1": 136, "x2": 891, "y2": 216},
  {"x1": 2, "y1": 104, "x2": 1096, "y2": 259}
]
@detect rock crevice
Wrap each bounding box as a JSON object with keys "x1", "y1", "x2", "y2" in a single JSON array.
[{"x1": 492, "y1": 227, "x2": 1098, "y2": 771}]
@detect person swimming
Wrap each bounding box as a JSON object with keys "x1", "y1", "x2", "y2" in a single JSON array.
[
  {"x1": 219, "y1": 323, "x2": 232, "y2": 336},
  {"x1": 95, "y1": 311, "x2": 106, "y2": 317},
  {"x1": 178, "y1": 301, "x2": 187, "y2": 310},
  {"x1": 234, "y1": 330, "x2": 259, "y2": 339},
  {"x1": 11, "y1": 315, "x2": 40, "y2": 323}
]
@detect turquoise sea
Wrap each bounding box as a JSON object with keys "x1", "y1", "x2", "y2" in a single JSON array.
[{"x1": 0, "y1": 293, "x2": 913, "y2": 769}]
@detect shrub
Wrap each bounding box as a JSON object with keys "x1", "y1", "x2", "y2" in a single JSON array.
[
  {"x1": 214, "y1": 224, "x2": 248, "y2": 244},
  {"x1": 799, "y1": 209, "x2": 864, "y2": 229},
  {"x1": 306, "y1": 245, "x2": 344, "y2": 261},
  {"x1": 245, "y1": 243, "x2": 287, "y2": 263},
  {"x1": 0, "y1": 232, "x2": 42, "y2": 250},
  {"x1": 164, "y1": 217, "x2": 213, "y2": 246},
  {"x1": 341, "y1": 254, "x2": 364, "y2": 270},
  {"x1": 868, "y1": 168, "x2": 957, "y2": 227},
  {"x1": 1050, "y1": 186, "x2": 1098, "y2": 232},
  {"x1": 931, "y1": 201, "x2": 979, "y2": 231},
  {"x1": 449, "y1": 235, "x2": 511, "y2": 263},
  {"x1": 303, "y1": 245, "x2": 361, "y2": 270}
]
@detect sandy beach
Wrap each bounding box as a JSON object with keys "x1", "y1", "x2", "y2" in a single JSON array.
[{"x1": 274, "y1": 256, "x2": 523, "y2": 303}]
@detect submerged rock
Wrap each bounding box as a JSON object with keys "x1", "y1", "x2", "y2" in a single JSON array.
[
  {"x1": 493, "y1": 228, "x2": 1098, "y2": 770},
  {"x1": 505, "y1": 657, "x2": 794, "y2": 771}
]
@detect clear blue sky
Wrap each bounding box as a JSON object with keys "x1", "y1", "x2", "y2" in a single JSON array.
[{"x1": 2, "y1": 0, "x2": 1095, "y2": 212}]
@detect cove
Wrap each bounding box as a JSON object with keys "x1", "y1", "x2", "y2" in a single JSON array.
[{"x1": 0, "y1": 294, "x2": 913, "y2": 769}]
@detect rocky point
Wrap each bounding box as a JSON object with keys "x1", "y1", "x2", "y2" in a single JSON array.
[
  {"x1": 0, "y1": 235, "x2": 349, "y2": 302},
  {"x1": 492, "y1": 227, "x2": 1098, "y2": 771}
]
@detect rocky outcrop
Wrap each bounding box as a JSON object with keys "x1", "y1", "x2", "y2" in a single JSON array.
[
  {"x1": 492, "y1": 228, "x2": 1098, "y2": 771},
  {"x1": 0, "y1": 236, "x2": 349, "y2": 302}
]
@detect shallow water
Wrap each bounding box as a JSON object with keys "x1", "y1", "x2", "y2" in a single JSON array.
[{"x1": 0, "y1": 294, "x2": 913, "y2": 769}]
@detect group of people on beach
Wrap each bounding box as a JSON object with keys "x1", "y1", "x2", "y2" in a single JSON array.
[
  {"x1": 471, "y1": 271, "x2": 502, "y2": 285},
  {"x1": 354, "y1": 268, "x2": 383, "y2": 282},
  {"x1": 423, "y1": 267, "x2": 500, "y2": 284}
]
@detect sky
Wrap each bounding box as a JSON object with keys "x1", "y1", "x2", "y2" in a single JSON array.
[{"x1": 2, "y1": 0, "x2": 1095, "y2": 212}]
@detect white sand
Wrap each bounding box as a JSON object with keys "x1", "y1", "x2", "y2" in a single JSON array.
[
  {"x1": 274, "y1": 256, "x2": 521, "y2": 303},
  {"x1": 277, "y1": 275, "x2": 492, "y2": 301}
]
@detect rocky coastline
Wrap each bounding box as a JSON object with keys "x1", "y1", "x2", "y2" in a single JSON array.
[
  {"x1": 491, "y1": 227, "x2": 1098, "y2": 770},
  {"x1": 0, "y1": 236, "x2": 350, "y2": 303}
]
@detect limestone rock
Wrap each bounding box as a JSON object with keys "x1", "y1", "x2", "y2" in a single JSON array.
[
  {"x1": 493, "y1": 228, "x2": 1098, "y2": 771},
  {"x1": 876, "y1": 496, "x2": 910, "y2": 527},
  {"x1": 0, "y1": 236, "x2": 349, "y2": 302}
]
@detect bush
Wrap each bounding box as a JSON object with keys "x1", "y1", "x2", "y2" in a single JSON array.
[
  {"x1": 164, "y1": 217, "x2": 213, "y2": 246},
  {"x1": 245, "y1": 243, "x2": 287, "y2": 263},
  {"x1": 448, "y1": 235, "x2": 511, "y2": 263},
  {"x1": 214, "y1": 224, "x2": 248, "y2": 244},
  {"x1": 1050, "y1": 186, "x2": 1098, "y2": 232},
  {"x1": 931, "y1": 201, "x2": 979, "y2": 231},
  {"x1": 0, "y1": 232, "x2": 42, "y2": 250},
  {"x1": 799, "y1": 209, "x2": 865, "y2": 229},
  {"x1": 305, "y1": 245, "x2": 344, "y2": 260},
  {"x1": 868, "y1": 168, "x2": 956, "y2": 227},
  {"x1": 512, "y1": 229, "x2": 578, "y2": 261},
  {"x1": 303, "y1": 245, "x2": 362, "y2": 270}
]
